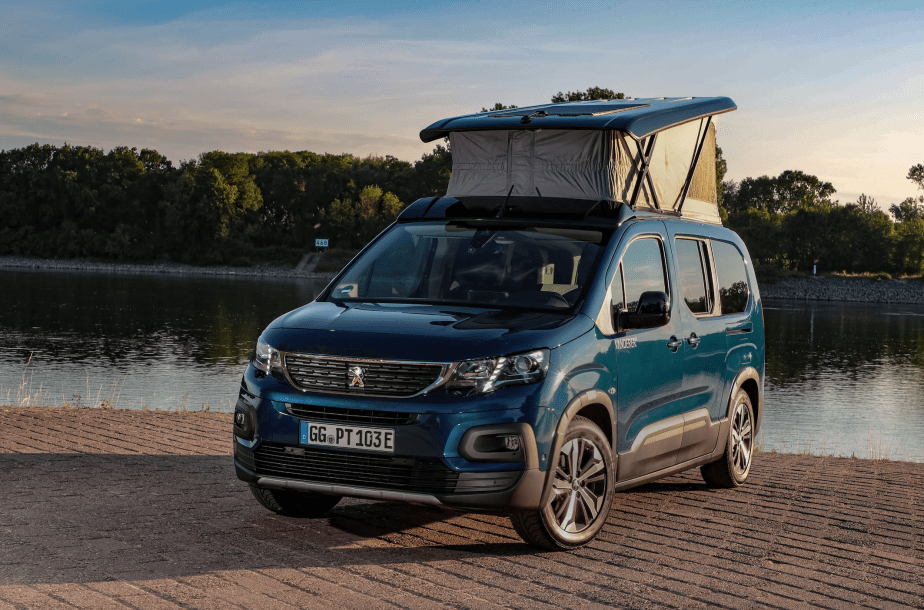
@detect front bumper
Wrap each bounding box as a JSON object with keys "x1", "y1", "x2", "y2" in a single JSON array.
[
  {"x1": 234, "y1": 441, "x2": 546, "y2": 511},
  {"x1": 233, "y1": 366, "x2": 553, "y2": 512}
]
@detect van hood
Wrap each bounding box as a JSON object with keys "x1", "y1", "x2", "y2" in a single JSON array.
[{"x1": 262, "y1": 301, "x2": 594, "y2": 362}]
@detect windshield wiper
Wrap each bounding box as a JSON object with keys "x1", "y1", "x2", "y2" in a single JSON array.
[{"x1": 496, "y1": 184, "x2": 515, "y2": 218}]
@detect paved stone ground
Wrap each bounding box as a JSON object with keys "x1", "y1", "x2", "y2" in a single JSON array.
[{"x1": 0, "y1": 407, "x2": 921, "y2": 610}]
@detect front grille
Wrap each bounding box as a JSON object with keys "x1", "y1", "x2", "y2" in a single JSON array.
[
  {"x1": 286, "y1": 403, "x2": 417, "y2": 425},
  {"x1": 284, "y1": 354, "x2": 443, "y2": 397},
  {"x1": 251, "y1": 443, "x2": 459, "y2": 494}
]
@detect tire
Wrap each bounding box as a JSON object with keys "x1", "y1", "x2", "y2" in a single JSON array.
[
  {"x1": 249, "y1": 485, "x2": 342, "y2": 518},
  {"x1": 510, "y1": 416, "x2": 615, "y2": 550},
  {"x1": 701, "y1": 388, "x2": 755, "y2": 488}
]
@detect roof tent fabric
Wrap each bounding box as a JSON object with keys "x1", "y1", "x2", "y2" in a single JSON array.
[
  {"x1": 446, "y1": 119, "x2": 719, "y2": 221},
  {"x1": 447, "y1": 129, "x2": 633, "y2": 200}
]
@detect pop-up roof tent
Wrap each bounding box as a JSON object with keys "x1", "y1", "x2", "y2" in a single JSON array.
[{"x1": 419, "y1": 97, "x2": 736, "y2": 224}]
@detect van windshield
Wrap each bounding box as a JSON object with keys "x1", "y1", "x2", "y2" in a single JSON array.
[{"x1": 327, "y1": 222, "x2": 606, "y2": 311}]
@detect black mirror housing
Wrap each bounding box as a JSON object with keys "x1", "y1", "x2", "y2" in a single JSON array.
[{"x1": 622, "y1": 291, "x2": 671, "y2": 330}]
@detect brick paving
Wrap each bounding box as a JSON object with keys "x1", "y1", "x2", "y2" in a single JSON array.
[{"x1": 0, "y1": 407, "x2": 921, "y2": 610}]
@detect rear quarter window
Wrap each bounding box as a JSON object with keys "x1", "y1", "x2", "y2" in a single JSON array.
[
  {"x1": 675, "y1": 238, "x2": 710, "y2": 314},
  {"x1": 712, "y1": 240, "x2": 750, "y2": 315}
]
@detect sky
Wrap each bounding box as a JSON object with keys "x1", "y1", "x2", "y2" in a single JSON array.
[{"x1": 1, "y1": 0, "x2": 922, "y2": 208}]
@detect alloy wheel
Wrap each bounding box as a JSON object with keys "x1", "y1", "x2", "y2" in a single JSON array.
[
  {"x1": 548, "y1": 437, "x2": 608, "y2": 534},
  {"x1": 730, "y1": 401, "x2": 753, "y2": 476}
]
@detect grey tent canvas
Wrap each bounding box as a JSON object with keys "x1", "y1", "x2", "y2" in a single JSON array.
[{"x1": 421, "y1": 97, "x2": 735, "y2": 225}]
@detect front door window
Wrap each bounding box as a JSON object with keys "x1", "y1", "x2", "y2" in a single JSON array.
[{"x1": 613, "y1": 235, "x2": 684, "y2": 481}]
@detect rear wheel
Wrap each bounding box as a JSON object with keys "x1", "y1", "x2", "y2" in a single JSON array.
[
  {"x1": 701, "y1": 388, "x2": 755, "y2": 488},
  {"x1": 249, "y1": 485, "x2": 342, "y2": 518},
  {"x1": 511, "y1": 416, "x2": 614, "y2": 550}
]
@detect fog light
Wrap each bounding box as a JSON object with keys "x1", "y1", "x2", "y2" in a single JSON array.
[
  {"x1": 500, "y1": 435, "x2": 521, "y2": 451},
  {"x1": 234, "y1": 412, "x2": 246, "y2": 426}
]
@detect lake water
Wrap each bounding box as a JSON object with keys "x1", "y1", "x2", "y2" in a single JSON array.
[{"x1": 3, "y1": 269, "x2": 923, "y2": 462}]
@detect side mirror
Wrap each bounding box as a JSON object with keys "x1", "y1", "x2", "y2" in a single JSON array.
[{"x1": 619, "y1": 291, "x2": 671, "y2": 330}]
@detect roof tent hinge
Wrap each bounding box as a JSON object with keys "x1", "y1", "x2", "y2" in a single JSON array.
[
  {"x1": 628, "y1": 133, "x2": 660, "y2": 210},
  {"x1": 677, "y1": 116, "x2": 712, "y2": 215}
]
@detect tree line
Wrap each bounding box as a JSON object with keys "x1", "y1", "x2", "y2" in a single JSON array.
[
  {"x1": 0, "y1": 144, "x2": 451, "y2": 266},
  {"x1": 723, "y1": 166, "x2": 924, "y2": 276},
  {"x1": 1, "y1": 85, "x2": 921, "y2": 275}
]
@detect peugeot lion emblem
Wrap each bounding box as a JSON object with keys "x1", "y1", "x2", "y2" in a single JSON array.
[{"x1": 347, "y1": 365, "x2": 366, "y2": 389}]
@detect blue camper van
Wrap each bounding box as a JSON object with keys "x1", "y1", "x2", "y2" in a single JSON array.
[{"x1": 233, "y1": 97, "x2": 765, "y2": 549}]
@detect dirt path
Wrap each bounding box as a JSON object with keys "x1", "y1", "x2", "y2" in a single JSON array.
[{"x1": 1, "y1": 407, "x2": 921, "y2": 609}]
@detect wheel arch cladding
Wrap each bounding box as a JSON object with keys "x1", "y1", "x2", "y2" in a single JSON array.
[
  {"x1": 575, "y1": 403, "x2": 613, "y2": 446},
  {"x1": 739, "y1": 377, "x2": 759, "y2": 425}
]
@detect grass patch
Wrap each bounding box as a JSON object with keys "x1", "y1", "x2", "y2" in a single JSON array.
[
  {"x1": 754, "y1": 431, "x2": 924, "y2": 464},
  {"x1": 3, "y1": 354, "x2": 229, "y2": 412}
]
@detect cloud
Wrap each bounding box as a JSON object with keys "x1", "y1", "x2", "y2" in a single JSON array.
[
  {"x1": 0, "y1": 96, "x2": 418, "y2": 161},
  {"x1": 0, "y1": 0, "x2": 922, "y2": 206}
]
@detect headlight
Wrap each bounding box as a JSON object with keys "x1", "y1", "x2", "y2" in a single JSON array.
[
  {"x1": 253, "y1": 336, "x2": 282, "y2": 374},
  {"x1": 447, "y1": 349, "x2": 549, "y2": 395}
]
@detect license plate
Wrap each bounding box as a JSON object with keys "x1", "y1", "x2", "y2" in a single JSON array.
[{"x1": 299, "y1": 421, "x2": 395, "y2": 453}]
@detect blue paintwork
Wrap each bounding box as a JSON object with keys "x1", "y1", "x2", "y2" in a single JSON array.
[
  {"x1": 264, "y1": 302, "x2": 594, "y2": 364},
  {"x1": 237, "y1": 212, "x2": 766, "y2": 503},
  {"x1": 419, "y1": 97, "x2": 737, "y2": 142},
  {"x1": 661, "y1": 218, "x2": 766, "y2": 425}
]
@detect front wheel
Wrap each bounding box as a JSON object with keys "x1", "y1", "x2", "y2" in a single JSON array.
[
  {"x1": 249, "y1": 485, "x2": 342, "y2": 518},
  {"x1": 510, "y1": 416, "x2": 614, "y2": 550},
  {"x1": 701, "y1": 388, "x2": 755, "y2": 488}
]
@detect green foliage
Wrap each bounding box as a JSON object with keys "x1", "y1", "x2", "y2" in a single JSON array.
[
  {"x1": 753, "y1": 264, "x2": 785, "y2": 285},
  {"x1": 893, "y1": 218, "x2": 924, "y2": 275},
  {"x1": 551, "y1": 87, "x2": 625, "y2": 102},
  {"x1": 715, "y1": 145, "x2": 727, "y2": 210},
  {"x1": 480, "y1": 102, "x2": 518, "y2": 112},
  {"x1": 726, "y1": 165, "x2": 924, "y2": 276},
  {"x1": 0, "y1": 142, "x2": 448, "y2": 265},
  {"x1": 724, "y1": 170, "x2": 836, "y2": 216},
  {"x1": 889, "y1": 196, "x2": 924, "y2": 223},
  {"x1": 1, "y1": 132, "x2": 918, "y2": 278},
  {"x1": 908, "y1": 164, "x2": 924, "y2": 190},
  {"x1": 854, "y1": 193, "x2": 877, "y2": 214},
  {"x1": 411, "y1": 144, "x2": 452, "y2": 197}
]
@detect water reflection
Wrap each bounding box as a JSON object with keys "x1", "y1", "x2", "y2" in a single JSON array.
[
  {"x1": 2, "y1": 270, "x2": 923, "y2": 461},
  {"x1": 2, "y1": 270, "x2": 327, "y2": 411},
  {"x1": 763, "y1": 299, "x2": 924, "y2": 462}
]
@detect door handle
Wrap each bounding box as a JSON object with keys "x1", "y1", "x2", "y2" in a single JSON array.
[
  {"x1": 687, "y1": 332, "x2": 701, "y2": 347},
  {"x1": 666, "y1": 337, "x2": 682, "y2": 352},
  {"x1": 726, "y1": 322, "x2": 753, "y2": 335}
]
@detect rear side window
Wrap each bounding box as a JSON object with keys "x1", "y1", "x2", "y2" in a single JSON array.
[
  {"x1": 712, "y1": 240, "x2": 750, "y2": 315},
  {"x1": 675, "y1": 238, "x2": 711, "y2": 314},
  {"x1": 621, "y1": 238, "x2": 667, "y2": 313}
]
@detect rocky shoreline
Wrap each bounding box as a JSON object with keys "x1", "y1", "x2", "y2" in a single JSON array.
[
  {"x1": 759, "y1": 276, "x2": 924, "y2": 304},
  {"x1": 0, "y1": 255, "x2": 337, "y2": 280}
]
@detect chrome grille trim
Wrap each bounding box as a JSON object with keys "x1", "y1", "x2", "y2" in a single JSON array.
[{"x1": 282, "y1": 353, "x2": 455, "y2": 398}]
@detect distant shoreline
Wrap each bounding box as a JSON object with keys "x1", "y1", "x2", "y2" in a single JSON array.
[
  {"x1": 760, "y1": 276, "x2": 924, "y2": 305},
  {"x1": 3, "y1": 255, "x2": 924, "y2": 304},
  {"x1": 0, "y1": 255, "x2": 337, "y2": 280}
]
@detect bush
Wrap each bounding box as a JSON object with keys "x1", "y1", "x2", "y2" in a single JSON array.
[{"x1": 754, "y1": 264, "x2": 784, "y2": 285}]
